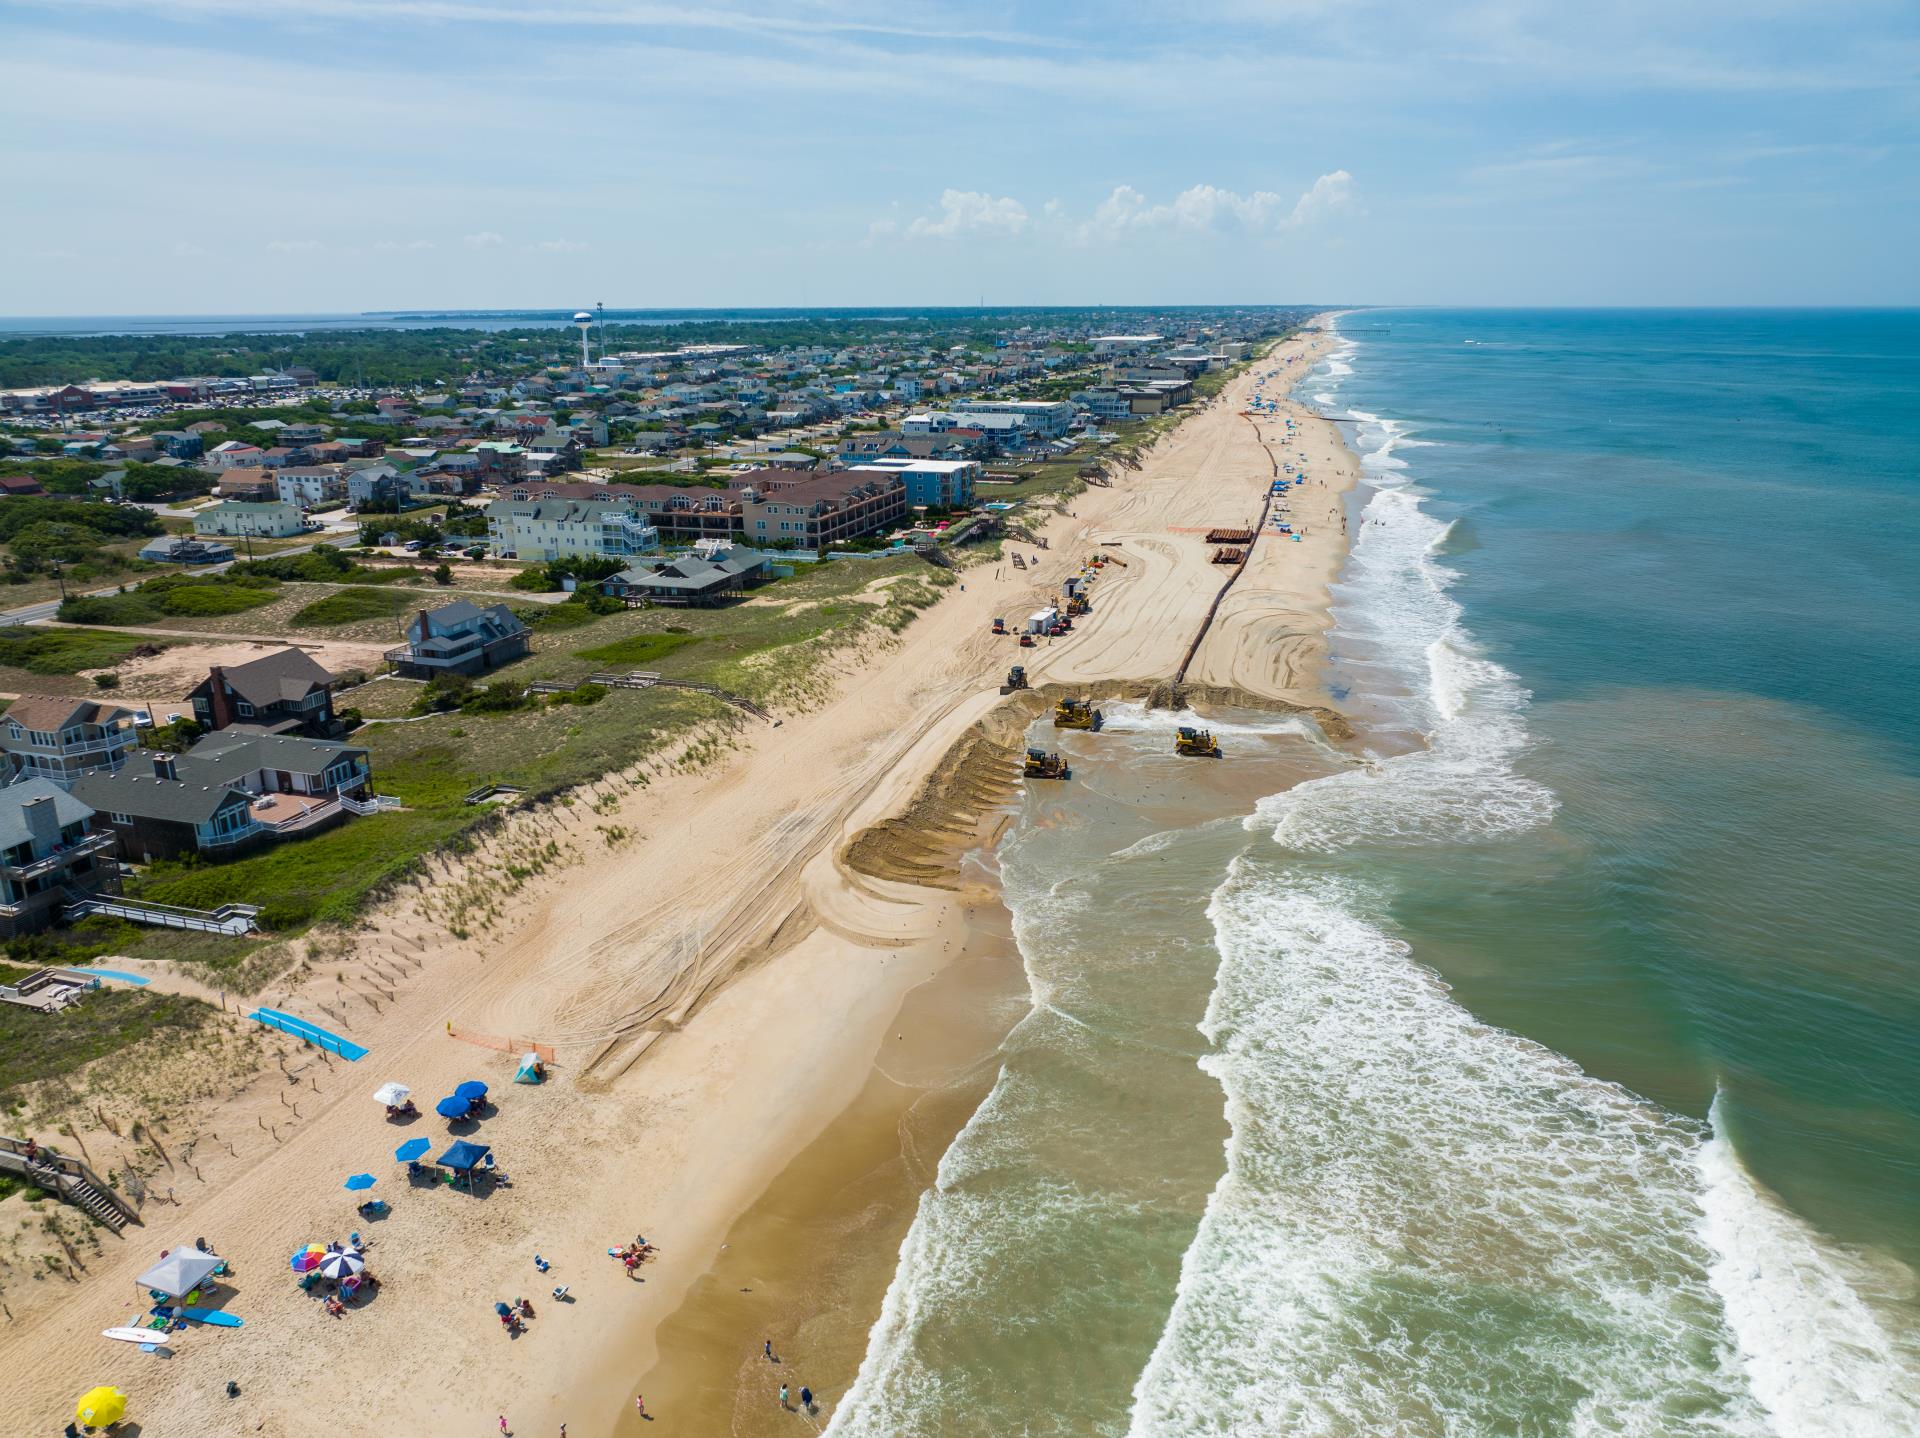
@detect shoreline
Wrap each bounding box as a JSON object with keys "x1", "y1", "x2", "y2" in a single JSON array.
[
  {"x1": 611, "y1": 325, "x2": 1364, "y2": 1433},
  {"x1": 0, "y1": 323, "x2": 1359, "y2": 1438}
]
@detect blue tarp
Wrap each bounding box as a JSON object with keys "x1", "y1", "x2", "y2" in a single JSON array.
[{"x1": 436, "y1": 1140, "x2": 492, "y2": 1172}]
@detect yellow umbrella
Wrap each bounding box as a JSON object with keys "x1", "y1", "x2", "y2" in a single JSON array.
[{"x1": 76, "y1": 1385, "x2": 128, "y2": 1426}]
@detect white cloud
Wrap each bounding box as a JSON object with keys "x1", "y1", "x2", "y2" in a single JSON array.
[
  {"x1": 531, "y1": 238, "x2": 591, "y2": 253},
  {"x1": 1286, "y1": 169, "x2": 1360, "y2": 226},
  {"x1": 904, "y1": 189, "x2": 1029, "y2": 239},
  {"x1": 171, "y1": 240, "x2": 209, "y2": 257},
  {"x1": 1074, "y1": 174, "x2": 1358, "y2": 241},
  {"x1": 463, "y1": 231, "x2": 505, "y2": 248},
  {"x1": 373, "y1": 238, "x2": 435, "y2": 252},
  {"x1": 266, "y1": 239, "x2": 323, "y2": 253}
]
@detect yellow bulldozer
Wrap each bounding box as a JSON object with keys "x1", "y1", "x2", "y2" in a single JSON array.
[
  {"x1": 1174, "y1": 726, "x2": 1221, "y2": 758},
  {"x1": 1023, "y1": 747, "x2": 1070, "y2": 780},
  {"x1": 1053, "y1": 697, "x2": 1102, "y2": 731}
]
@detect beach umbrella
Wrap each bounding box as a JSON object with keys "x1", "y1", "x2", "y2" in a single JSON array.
[
  {"x1": 372, "y1": 1082, "x2": 411, "y2": 1107},
  {"x1": 77, "y1": 1386, "x2": 128, "y2": 1427},
  {"x1": 290, "y1": 1243, "x2": 326, "y2": 1272},
  {"x1": 434, "y1": 1095, "x2": 468, "y2": 1119},
  {"x1": 454, "y1": 1080, "x2": 489, "y2": 1101},
  {"x1": 395, "y1": 1137, "x2": 431, "y2": 1162},
  {"x1": 344, "y1": 1173, "x2": 377, "y2": 1191},
  {"x1": 316, "y1": 1250, "x2": 365, "y2": 1281}
]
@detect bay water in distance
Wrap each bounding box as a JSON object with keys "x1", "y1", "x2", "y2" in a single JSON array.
[{"x1": 825, "y1": 309, "x2": 1920, "y2": 1436}]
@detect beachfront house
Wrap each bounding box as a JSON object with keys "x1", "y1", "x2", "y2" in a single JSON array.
[
  {"x1": 739, "y1": 472, "x2": 906, "y2": 548},
  {"x1": 0, "y1": 697, "x2": 140, "y2": 790},
  {"x1": 385, "y1": 601, "x2": 531, "y2": 677},
  {"x1": 0, "y1": 780, "x2": 119, "y2": 936},
  {"x1": 847, "y1": 458, "x2": 979, "y2": 509},
  {"x1": 602, "y1": 547, "x2": 773, "y2": 607},
  {"x1": 484, "y1": 498, "x2": 661, "y2": 561},
  {"x1": 187, "y1": 648, "x2": 341, "y2": 737}
]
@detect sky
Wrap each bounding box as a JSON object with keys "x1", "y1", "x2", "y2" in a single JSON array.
[{"x1": 1, "y1": 0, "x2": 1916, "y2": 313}]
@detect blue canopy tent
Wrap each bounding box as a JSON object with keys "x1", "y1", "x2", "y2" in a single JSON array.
[{"x1": 436, "y1": 1139, "x2": 494, "y2": 1190}]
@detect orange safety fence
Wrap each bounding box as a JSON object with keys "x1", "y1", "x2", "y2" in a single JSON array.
[{"x1": 446, "y1": 1023, "x2": 555, "y2": 1064}]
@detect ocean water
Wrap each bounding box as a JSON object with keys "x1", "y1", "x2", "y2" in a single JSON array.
[{"x1": 827, "y1": 311, "x2": 1920, "y2": 1436}]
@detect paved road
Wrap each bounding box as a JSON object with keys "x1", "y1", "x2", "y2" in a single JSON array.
[{"x1": 0, "y1": 529, "x2": 361, "y2": 628}]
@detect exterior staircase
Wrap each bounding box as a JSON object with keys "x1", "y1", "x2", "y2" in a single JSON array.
[
  {"x1": 0, "y1": 1137, "x2": 140, "y2": 1231},
  {"x1": 63, "y1": 893, "x2": 262, "y2": 936}
]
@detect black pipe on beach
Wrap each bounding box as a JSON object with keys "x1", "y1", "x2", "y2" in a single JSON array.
[{"x1": 1173, "y1": 414, "x2": 1282, "y2": 685}]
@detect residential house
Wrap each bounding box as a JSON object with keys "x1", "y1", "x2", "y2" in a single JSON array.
[
  {"x1": 206, "y1": 441, "x2": 264, "y2": 469},
  {"x1": 603, "y1": 546, "x2": 773, "y2": 606},
  {"x1": 193, "y1": 500, "x2": 306, "y2": 538},
  {"x1": 740, "y1": 472, "x2": 906, "y2": 548},
  {"x1": 187, "y1": 647, "x2": 340, "y2": 736},
  {"x1": 385, "y1": 601, "x2": 530, "y2": 677},
  {"x1": 0, "y1": 780, "x2": 118, "y2": 936},
  {"x1": 346, "y1": 464, "x2": 405, "y2": 509},
  {"x1": 139, "y1": 535, "x2": 235, "y2": 565},
  {"x1": 1, "y1": 697, "x2": 139, "y2": 790},
  {"x1": 484, "y1": 498, "x2": 661, "y2": 561},
  {"x1": 0, "y1": 473, "x2": 47, "y2": 498},
  {"x1": 214, "y1": 466, "x2": 279, "y2": 501},
  {"x1": 275, "y1": 466, "x2": 349, "y2": 509},
  {"x1": 74, "y1": 753, "x2": 267, "y2": 863},
  {"x1": 151, "y1": 430, "x2": 204, "y2": 460}
]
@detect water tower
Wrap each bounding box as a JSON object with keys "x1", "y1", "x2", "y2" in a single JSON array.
[{"x1": 572, "y1": 310, "x2": 595, "y2": 369}]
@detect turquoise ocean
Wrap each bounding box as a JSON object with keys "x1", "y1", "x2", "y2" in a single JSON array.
[{"x1": 824, "y1": 310, "x2": 1920, "y2": 1437}]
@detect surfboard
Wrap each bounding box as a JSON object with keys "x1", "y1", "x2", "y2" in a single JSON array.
[
  {"x1": 104, "y1": 1326, "x2": 173, "y2": 1346},
  {"x1": 182, "y1": 1308, "x2": 243, "y2": 1327}
]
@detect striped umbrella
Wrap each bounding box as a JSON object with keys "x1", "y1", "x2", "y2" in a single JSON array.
[{"x1": 316, "y1": 1250, "x2": 364, "y2": 1281}]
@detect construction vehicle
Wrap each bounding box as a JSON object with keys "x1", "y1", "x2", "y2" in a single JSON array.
[
  {"x1": 1001, "y1": 665, "x2": 1029, "y2": 694},
  {"x1": 1023, "y1": 747, "x2": 1070, "y2": 780},
  {"x1": 1053, "y1": 697, "x2": 1102, "y2": 731},
  {"x1": 1018, "y1": 632, "x2": 1036, "y2": 648},
  {"x1": 1175, "y1": 726, "x2": 1221, "y2": 758},
  {"x1": 991, "y1": 616, "x2": 1007, "y2": 634},
  {"x1": 1066, "y1": 594, "x2": 1090, "y2": 617}
]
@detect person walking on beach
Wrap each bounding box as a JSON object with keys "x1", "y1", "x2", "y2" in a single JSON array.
[
  {"x1": 779, "y1": 1383, "x2": 790, "y2": 1409},
  {"x1": 764, "y1": 1338, "x2": 774, "y2": 1361},
  {"x1": 800, "y1": 1386, "x2": 814, "y2": 1413},
  {"x1": 634, "y1": 1395, "x2": 646, "y2": 1419}
]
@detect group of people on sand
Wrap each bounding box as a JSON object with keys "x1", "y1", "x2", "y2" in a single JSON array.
[
  {"x1": 612, "y1": 1235, "x2": 654, "y2": 1278},
  {"x1": 763, "y1": 1339, "x2": 820, "y2": 1416},
  {"x1": 496, "y1": 1294, "x2": 537, "y2": 1334}
]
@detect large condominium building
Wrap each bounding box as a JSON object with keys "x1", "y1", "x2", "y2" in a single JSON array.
[
  {"x1": 485, "y1": 498, "x2": 662, "y2": 561},
  {"x1": 739, "y1": 472, "x2": 907, "y2": 548},
  {"x1": 848, "y1": 458, "x2": 979, "y2": 509}
]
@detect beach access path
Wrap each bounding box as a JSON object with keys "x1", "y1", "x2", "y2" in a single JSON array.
[{"x1": 0, "y1": 327, "x2": 1355, "y2": 1438}]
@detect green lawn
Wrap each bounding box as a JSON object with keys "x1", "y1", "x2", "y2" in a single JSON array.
[{"x1": 574, "y1": 631, "x2": 703, "y2": 667}]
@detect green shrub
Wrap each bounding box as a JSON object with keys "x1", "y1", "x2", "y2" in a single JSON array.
[
  {"x1": 0, "y1": 627, "x2": 163, "y2": 674},
  {"x1": 291, "y1": 588, "x2": 412, "y2": 627},
  {"x1": 562, "y1": 682, "x2": 608, "y2": 706},
  {"x1": 92, "y1": 672, "x2": 120, "y2": 689},
  {"x1": 157, "y1": 584, "x2": 277, "y2": 617},
  {"x1": 509, "y1": 567, "x2": 558, "y2": 592},
  {"x1": 575, "y1": 632, "x2": 701, "y2": 667}
]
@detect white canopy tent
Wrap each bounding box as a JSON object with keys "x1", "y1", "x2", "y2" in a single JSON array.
[{"x1": 136, "y1": 1244, "x2": 223, "y2": 1299}]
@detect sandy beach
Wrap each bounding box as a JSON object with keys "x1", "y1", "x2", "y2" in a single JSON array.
[{"x1": 0, "y1": 323, "x2": 1357, "y2": 1437}]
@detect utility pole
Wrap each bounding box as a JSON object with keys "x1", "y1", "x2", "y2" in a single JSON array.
[{"x1": 51, "y1": 561, "x2": 66, "y2": 601}]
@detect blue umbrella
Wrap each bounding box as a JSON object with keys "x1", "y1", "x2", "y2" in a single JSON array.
[
  {"x1": 395, "y1": 1137, "x2": 431, "y2": 1162},
  {"x1": 434, "y1": 1095, "x2": 468, "y2": 1119},
  {"x1": 454, "y1": 1081, "x2": 489, "y2": 1101},
  {"x1": 344, "y1": 1173, "x2": 377, "y2": 1191}
]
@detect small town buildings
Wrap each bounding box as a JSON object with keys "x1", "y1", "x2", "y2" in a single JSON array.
[
  {"x1": 386, "y1": 601, "x2": 530, "y2": 677},
  {"x1": 603, "y1": 547, "x2": 773, "y2": 606},
  {"x1": 0, "y1": 780, "x2": 118, "y2": 936},
  {"x1": 0, "y1": 697, "x2": 139, "y2": 789},
  {"x1": 739, "y1": 472, "x2": 906, "y2": 548},
  {"x1": 948, "y1": 400, "x2": 1075, "y2": 437},
  {"x1": 187, "y1": 648, "x2": 340, "y2": 736},
  {"x1": 193, "y1": 500, "x2": 307, "y2": 538},
  {"x1": 484, "y1": 498, "x2": 661, "y2": 561}
]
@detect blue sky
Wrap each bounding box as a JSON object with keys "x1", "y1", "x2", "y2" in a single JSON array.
[{"x1": 2, "y1": 0, "x2": 1916, "y2": 313}]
